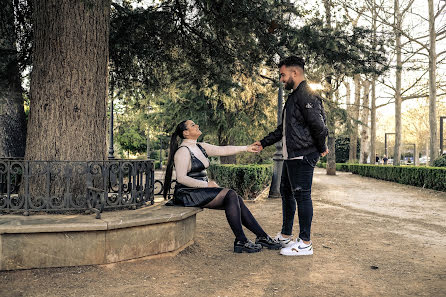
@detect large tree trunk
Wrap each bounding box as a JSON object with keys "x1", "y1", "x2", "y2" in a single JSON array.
[
  {"x1": 349, "y1": 74, "x2": 361, "y2": 163},
  {"x1": 323, "y1": 0, "x2": 336, "y2": 175},
  {"x1": 26, "y1": 0, "x2": 110, "y2": 161},
  {"x1": 428, "y1": 0, "x2": 438, "y2": 164},
  {"x1": 369, "y1": 0, "x2": 377, "y2": 165},
  {"x1": 393, "y1": 0, "x2": 402, "y2": 166},
  {"x1": 370, "y1": 79, "x2": 377, "y2": 163},
  {"x1": 360, "y1": 80, "x2": 370, "y2": 164},
  {"x1": 0, "y1": 0, "x2": 27, "y2": 158},
  {"x1": 326, "y1": 108, "x2": 336, "y2": 175},
  {"x1": 344, "y1": 80, "x2": 353, "y2": 156}
]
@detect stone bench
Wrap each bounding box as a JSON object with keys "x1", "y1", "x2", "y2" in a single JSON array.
[{"x1": 0, "y1": 204, "x2": 202, "y2": 270}]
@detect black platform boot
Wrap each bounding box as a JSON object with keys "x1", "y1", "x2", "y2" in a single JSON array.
[
  {"x1": 233, "y1": 239, "x2": 262, "y2": 253},
  {"x1": 255, "y1": 236, "x2": 282, "y2": 250}
]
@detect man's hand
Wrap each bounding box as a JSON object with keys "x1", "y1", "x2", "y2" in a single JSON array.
[
  {"x1": 251, "y1": 141, "x2": 263, "y2": 152},
  {"x1": 207, "y1": 181, "x2": 219, "y2": 187},
  {"x1": 247, "y1": 143, "x2": 261, "y2": 153},
  {"x1": 321, "y1": 148, "x2": 329, "y2": 157}
]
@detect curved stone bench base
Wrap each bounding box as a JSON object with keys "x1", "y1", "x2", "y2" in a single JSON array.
[{"x1": 0, "y1": 205, "x2": 201, "y2": 271}]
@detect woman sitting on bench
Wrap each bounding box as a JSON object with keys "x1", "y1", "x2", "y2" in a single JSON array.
[{"x1": 164, "y1": 120, "x2": 281, "y2": 253}]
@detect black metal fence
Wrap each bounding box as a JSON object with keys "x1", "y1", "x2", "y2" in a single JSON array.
[{"x1": 0, "y1": 158, "x2": 154, "y2": 217}]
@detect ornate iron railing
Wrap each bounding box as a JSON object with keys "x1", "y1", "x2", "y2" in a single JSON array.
[{"x1": 0, "y1": 158, "x2": 154, "y2": 217}]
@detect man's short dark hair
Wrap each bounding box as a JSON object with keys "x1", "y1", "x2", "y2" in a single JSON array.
[{"x1": 278, "y1": 56, "x2": 305, "y2": 71}]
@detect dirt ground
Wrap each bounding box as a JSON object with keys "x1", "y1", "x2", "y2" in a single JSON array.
[{"x1": 1, "y1": 168, "x2": 445, "y2": 297}]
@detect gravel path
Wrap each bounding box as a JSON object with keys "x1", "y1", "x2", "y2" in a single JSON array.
[{"x1": 1, "y1": 168, "x2": 445, "y2": 297}]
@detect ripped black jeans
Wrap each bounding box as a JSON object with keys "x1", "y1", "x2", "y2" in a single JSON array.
[{"x1": 280, "y1": 151, "x2": 319, "y2": 242}]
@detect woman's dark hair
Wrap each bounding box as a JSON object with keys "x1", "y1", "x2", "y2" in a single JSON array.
[{"x1": 163, "y1": 120, "x2": 188, "y2": 199}]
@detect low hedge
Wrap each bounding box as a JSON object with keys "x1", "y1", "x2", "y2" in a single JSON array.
[
  {"x1": 317, "y1": 162, "x2": 446, "y2": 191},
  {"x1": 316, "y1": 162, "x2": 350, "y2": 172},
  {"x1": 346, "y1": 164, "x2": 446, "y2": 192},
  {"x1": 208, "y1": 164, "x2": 273, "y2": 200}
]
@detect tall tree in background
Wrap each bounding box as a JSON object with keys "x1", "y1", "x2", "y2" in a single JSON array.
[
  {"x1": 0, "y1": 0, "x2": 27, "y2": 157},
  {"x1": 25, "y1": 0, "x2": 110, "y2": 161},
  {"x1": 343, "y1": 5, "x2": 365, "y2": 163},
  {"x1": 304, "y1": 0, "x2": 387, "y2": 173},
  {"x1": 369, "y1": 0, "x2": 378, "y2": 164},
  {"x1": 359, "y1": 79, "x2": 371, "y2": 163},
  {"x1": 374, "y1": 0, "x2": 445, "y2": 163},
  {"x1": 350, "y1": 74, "x2": 361, "y2": 162},
  {"x1": 322, "y1": 0, "x2": 337, "y2": 175},
  {"x1": 393, "y1": 0, "x2": 404, "y2": 165},
  {"x1": 428, "y1": 0, "x2": 439, "y2": 163}
]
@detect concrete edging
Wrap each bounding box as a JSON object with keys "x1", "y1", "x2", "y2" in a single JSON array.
[{"x1": 0, "y1": 204, "x2": 202, "y2": 271}]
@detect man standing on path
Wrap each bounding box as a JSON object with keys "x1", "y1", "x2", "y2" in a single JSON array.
[{"x1": 253, "y1": 56, "x2": 328, "y2": 256}]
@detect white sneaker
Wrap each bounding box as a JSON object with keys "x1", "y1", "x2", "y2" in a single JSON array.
[
  {"x1": 280, "y1": 240, "x2": 313, "y2": 256},
  {"x1": 274, "y1": 232, "x2": 296, "y2": 248}
]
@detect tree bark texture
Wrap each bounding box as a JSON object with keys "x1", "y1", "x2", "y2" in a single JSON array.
[
  {"x1": 349, "y1": 74, "x2": 361, "y2": 163},
  {"x1": 369, "y1": 0, "x2": 377, "y2": 164},
  {"x1": 323, "y1": 0, "x2": 336, "y2": 175},
  {"x1": 370, "y1": 79, "x2": 377, "y2": 163},
  {"x1": 0, "y1": 0, "x2": 27, "y2": 158},
  {"x1": 393, "y1": 0, "x2": 402, "y2": 166},
  {"x1": 326, "y1": 107, "x2": 336, "y2": 175},
  {"x1": 360, "y1": 80, "x2": 370, "y2": 164},
  {"x1": 325, "y1": 80, "x2": 336, "y2": 175},
  {"x1": 26, "y1": 0, "x2": 110, "y2": 162},
  {"x1": 428, "y1": 0, "x2": 438, "y2": 164}
]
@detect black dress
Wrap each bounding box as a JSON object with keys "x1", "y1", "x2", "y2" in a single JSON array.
[{"x1": 171, "y1": 144, "x2": 224, "y2": 207}]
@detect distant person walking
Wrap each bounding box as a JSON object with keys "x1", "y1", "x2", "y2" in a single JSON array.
[
  {"x1": 383, "y1": 155, "x2": 388, "y2": 165},
  {"x1": 376, "y1": 154, "x2": 380, "y2": 165}
]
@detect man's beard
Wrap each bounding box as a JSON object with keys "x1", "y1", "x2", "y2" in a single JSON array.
[{"x1": 284, "y1": 78, "x2": 295, "y2": 90}]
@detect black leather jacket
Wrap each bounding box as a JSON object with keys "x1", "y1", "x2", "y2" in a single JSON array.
[{"x1": 260, "y1": 80, "x2": 328, "y2": 158}]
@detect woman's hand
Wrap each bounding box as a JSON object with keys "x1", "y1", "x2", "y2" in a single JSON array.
[
  {"x1": 207, "y1": 181, "x2": 219, "y2": 187},
  {"x1": 247, "y1": 143, "x2": 262, "y2": 153}
]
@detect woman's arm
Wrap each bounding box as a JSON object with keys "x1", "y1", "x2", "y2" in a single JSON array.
[
  {"x1": 174, "y1": 147, "x2": 208, "y2": 188},
  {"x1": 199, "y1": 143, "x2": 248, "y2": 157}
]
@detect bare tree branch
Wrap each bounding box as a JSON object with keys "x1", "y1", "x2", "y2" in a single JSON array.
[{"x1": 434, "y1": 2, "x2": 446, "y2": 19}]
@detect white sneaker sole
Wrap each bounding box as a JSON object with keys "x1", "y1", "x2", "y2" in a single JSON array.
[{"x1": 280, "y1": 245, "x2": 313, "y2": 256}]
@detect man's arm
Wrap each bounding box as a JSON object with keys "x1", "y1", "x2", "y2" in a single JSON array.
[
  {"x1": 259, "y1": 121, "x2": 283, "y2": 149},
  {"x1": 299, "y1": 93, "x2": 328, "y2": 153}
]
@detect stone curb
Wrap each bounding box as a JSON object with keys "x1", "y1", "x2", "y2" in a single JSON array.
[
  {"x1": 0, "y1": 204, "x2": 202, "y2": 271},
  {"x1": 0, "y1": 204, "x2": 201, "y2": 234}
]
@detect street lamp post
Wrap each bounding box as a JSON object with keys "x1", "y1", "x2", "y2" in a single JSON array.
[
  {"x1": 146, "y1": 131, "x2": 150, "y2": 159},
  {"x1": 384, "y1": 132, "x2": 395, "y2": 159},
  {"x1": 268, "y1": 82, "x2": 284, "y2": 199},
  {"x1": 440, "y1": 116, "x2": 446, "y2": 155},
  {"x1": 159, "y1": 139, "x2": 162, "y2": 170},
  {"x1": 407, "y1": 143, "x2": 417, "y2": 165},
  {"x1": 108, "y1": 96, "x2": 115, "y2": 160}
]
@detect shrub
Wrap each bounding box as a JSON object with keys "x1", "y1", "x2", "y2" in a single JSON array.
[
  {"x1": 336, "y1": 163, "x2": 350, "y2": 172},
  {"x1": 432, "y1": 155, "x2": 446, "y2": 167},
  {"x1": 208, "y1": 164, "x2": 273, "y2": 199},
  {"x1": 153, "y1": 161, "x2": 162, "y2": 169},
  {"x1": 346, "y1": 164, "x2": 446, "y2": 192},
  {"x1": 316, "y1": 162, "x2": 349, "y2": 172},
  {"x1": 317, "y1": 162, "x2": 326, "y2": 168}
]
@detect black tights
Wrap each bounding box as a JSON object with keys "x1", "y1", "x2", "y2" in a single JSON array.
[{"x1": 204, "y1": 189, "x2": 268, "y2": 242}]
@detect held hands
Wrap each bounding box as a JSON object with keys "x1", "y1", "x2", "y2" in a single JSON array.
[
  {"x1": 249, "y1": 141, "x2": 328, "y2": 156},
  {"x1": 247, "y1": 141, "x2": 263, "y2": 153}
]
